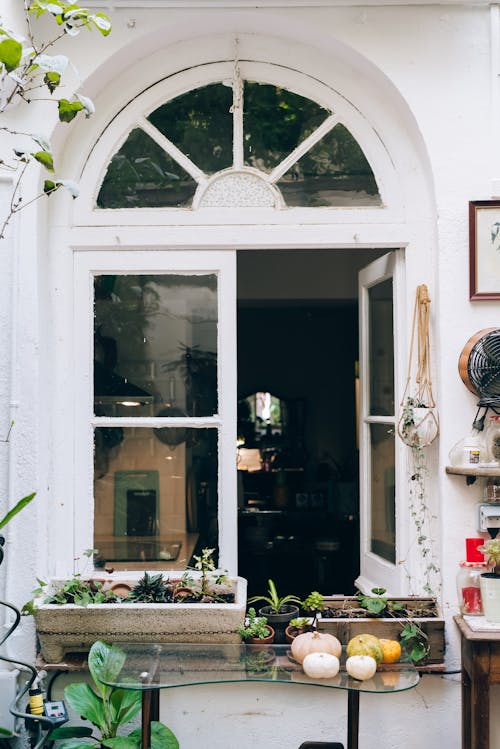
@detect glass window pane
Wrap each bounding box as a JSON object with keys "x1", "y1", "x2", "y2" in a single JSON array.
[
  {"x1": 244, "y1": 82, "x2": 328, "y2": 173},
  {"x1": 94, "y1": 427, "x2": 218, "y2": 569},
  {"x1": 277, "y1": 124, "x2": 381, "y2": 206},
  {"x1": 97, "y1": 128, "x2": 197, "y2": 208},
  {"x1": 369, "y1": 423, "x2": 395, "y2": 563},
  {"x1": 148, "y1": 84, "x2": 233, "y2": 174},
  {"x1": 368, "y1": 279, "x2": 394, "y2": 417},
  {"x1": 94, "y1": 274, "x2": 218, "y2": 417}
]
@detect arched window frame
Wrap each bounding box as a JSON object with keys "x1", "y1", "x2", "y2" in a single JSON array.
[{"x1": 74, "y1": 61, "x2": 403, "y2": 227}]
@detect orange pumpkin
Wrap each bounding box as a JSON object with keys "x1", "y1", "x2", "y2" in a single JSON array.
[
  {"x1": 291, "y1": 631, "x2": 341, "y2": 664},
  {"x1": 379, "y1": 638, "x2": 402, "y2": 664}
]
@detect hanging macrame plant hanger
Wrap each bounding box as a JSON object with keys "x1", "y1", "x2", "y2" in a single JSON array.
[{"x1": 397, "y1": 284, "x2": 439, "y2": 447}]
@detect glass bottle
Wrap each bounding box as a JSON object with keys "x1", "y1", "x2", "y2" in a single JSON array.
[{"x1": 456, "y1": 561, "x2": 488, "y2": 615}]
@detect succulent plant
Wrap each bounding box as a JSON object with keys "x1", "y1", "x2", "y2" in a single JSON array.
[{"x1": 127, "y1": 572, "x2": 171, "y2": 603}]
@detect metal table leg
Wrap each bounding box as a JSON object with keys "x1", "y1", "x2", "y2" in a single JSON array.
[
  {"x1": 347, "y1": 691, "x2": 359, "y2": 749},
  {"x1": 141, "y1": 689, "x2": 160, "y2": 749}
]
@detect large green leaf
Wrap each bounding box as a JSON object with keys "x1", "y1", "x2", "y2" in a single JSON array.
[
  {"x1": 51, "y1": 727, "x2": 94, "y2": 740},
  {"x1": 52, "y1": 740, "x2": 96, "y2": 749},
  {"x1": 89, "y1": 641, "x2": 126, "y2": 700},
  {"x1": 0, "y1": 492, "x2": 36, "y2": 529},
  {"x1": 102, "y1": 738, "x2": 138, "y2": 749},
  {"x1": 64, "y1": 683, "x2": 105, "y2": 729},
  {"x1": 129, "y1": 723, "x2": 179, "y2": 749},
  {"x1": 0, "y1": 38, "x2": 22, "y2": 72},
  {"x1": 109, "y1": 689, "x2": 141, "y2": 728}
]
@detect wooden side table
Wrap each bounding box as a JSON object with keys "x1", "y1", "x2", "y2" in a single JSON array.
[{"x1": 454, "y1": 615, "x2": 500, "y2": 749}]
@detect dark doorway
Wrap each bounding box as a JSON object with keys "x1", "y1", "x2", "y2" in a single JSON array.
[{"x1": 236, "y1": 249, "x2": 383, "y2": 599}]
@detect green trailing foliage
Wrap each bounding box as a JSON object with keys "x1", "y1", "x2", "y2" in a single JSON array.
[
  {"x1": 50, "y1": 640, "x2": 178, "y2": 749},
  {"x1": 0, "y1": 1, "x2": 112, "y2": 238}
]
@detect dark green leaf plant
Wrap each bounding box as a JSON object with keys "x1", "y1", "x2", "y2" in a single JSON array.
[{"x1": 51, "y1": 640, "x2": 178, "y2": 749}]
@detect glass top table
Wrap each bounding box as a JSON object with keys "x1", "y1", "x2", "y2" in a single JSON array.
[{"x1": 99, "y1": 642, "x2": 420, "y2": 749}]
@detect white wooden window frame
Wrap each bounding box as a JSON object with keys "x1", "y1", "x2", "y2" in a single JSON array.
[
  {"x1": 72, "y1": 250, "x2": 237, "y2": 575},
  {"x1": 357, "y1": 250, "x2": 407, "y2": 595}
]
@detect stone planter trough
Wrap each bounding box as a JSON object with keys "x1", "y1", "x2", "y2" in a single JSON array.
[{"x1": 34, "y1": 574, "x2": 247, "y2": 663}]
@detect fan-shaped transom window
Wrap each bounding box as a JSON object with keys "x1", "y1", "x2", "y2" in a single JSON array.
[{"x1": 97, "y1": 80, "x2": 381, "y2": 210}]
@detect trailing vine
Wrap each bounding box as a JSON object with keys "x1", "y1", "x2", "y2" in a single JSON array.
[{"x1": 397, "y1": 286, "x2": 441, "y2": 598}]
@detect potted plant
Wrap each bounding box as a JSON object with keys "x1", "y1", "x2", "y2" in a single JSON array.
[
  {"x1": 247, "y1": 579, "x2": 300, "y2": 643},
  {"x1": 238, "y1": 608, "x2": 275, "y2": 644},
  {"x1": 316, "y1": 588, "x2": 444, "y2": 665},
  {"x1": 50, "y1": 640, "x2": 178, "y2": 749},
  {"x1": 285, "y1": 591, "x2": 325, "y2": 642},
  {"x1": 26, "y1": 548, "x2": 248, "y2": 662},
  {"x1": 478, "y1": 537, "x2": 500, "y2": 623}
]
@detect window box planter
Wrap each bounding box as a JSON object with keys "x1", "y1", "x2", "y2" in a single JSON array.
[
  {"x1": 316, "y1": 595, "x2": 445, "y2": 665},
  {"x1": 34, "y1": 575, "x2": 247, "y2": 663}
]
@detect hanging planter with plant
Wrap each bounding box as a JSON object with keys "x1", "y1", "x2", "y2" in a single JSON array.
[
  {"x1": 398, "y1": 284, "x2": 439, "y2": 448},
  {"x1": 397, "y1": 284, "x2": 440, "y2": 597}
]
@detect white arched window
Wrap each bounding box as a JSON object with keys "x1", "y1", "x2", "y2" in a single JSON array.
[{"x1": 95, "y1": 79, "x2": 381, "y2": 211}]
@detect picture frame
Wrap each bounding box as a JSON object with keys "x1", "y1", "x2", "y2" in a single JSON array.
[{"x1": 469, "y1": 200, "x2": 500, "y2": 300}]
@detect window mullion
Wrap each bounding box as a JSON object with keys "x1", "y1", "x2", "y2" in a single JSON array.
[
  {"x1": 268, "y1": 113, "x2": 340, "y2": 183},
  {"x1": 139, "y1": 117, "x2": 207, "y2": 184}
]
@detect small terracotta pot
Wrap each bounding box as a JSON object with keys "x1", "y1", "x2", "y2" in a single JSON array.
[
  {"x1": 110, "y1": 582, "x2": 133, "y2": 598},
  {"x1": 247, "y1": 625, "x2": 275, "y2": 645}
]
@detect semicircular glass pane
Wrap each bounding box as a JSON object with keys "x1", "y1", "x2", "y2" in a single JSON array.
[
  {"x1": 147, "y1": 83, "x2": 233, "y2": 174},
  {"x1": 97, "y1": 128, "x2": 197, "y2": 208},
  {"x1": 244, "y1": 81, "x2": 329, "y2": 173},
  {"x1": 276, "y1": 123, "x2": 381, "y2": 207}
]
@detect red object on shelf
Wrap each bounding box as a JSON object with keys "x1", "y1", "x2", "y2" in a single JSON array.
[
  {"x1": 461, "y1": 586, "x2": 483, "y2": 615},
  {"x1": 466, "y1": 537, "x2": 486, "y2": 563}
]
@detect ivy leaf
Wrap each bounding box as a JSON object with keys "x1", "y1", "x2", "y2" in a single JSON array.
[
  {"x1": 44, "y1": 71, "x2": 60, "y2": 93},
  {"x1": 0, "y1": 38, "x2": 23, "y2": 72},
  {"x1": 89, "y1": 13, "x2": 112, "y2": 36},
  {"x1": 43, "y1": 180, "x2": 61, "y2": 195},
  {"x1": 58, "y1": 98, "x2": 84, "y2": 123},
  {"x1": 32, "y1": 151, "x2": 54, "y2": 172}
]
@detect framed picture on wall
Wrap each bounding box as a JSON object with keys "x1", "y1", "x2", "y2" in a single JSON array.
[{"x1": 469, "y1": 200, "x2": 500, "y2": 300}]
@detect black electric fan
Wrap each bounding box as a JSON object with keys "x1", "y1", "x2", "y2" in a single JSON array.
[{"x1": 458, "y1": 328, "x2": 500, "y2": 427}]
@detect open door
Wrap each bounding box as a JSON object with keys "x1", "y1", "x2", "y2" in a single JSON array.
[{"x1": 358, "y1": 251, "x2": 405, "y2": 594}]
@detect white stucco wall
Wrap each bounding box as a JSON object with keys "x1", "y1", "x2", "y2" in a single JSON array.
[{"x1": 2, "y1": 0, "x2": 500, "y2": 745}]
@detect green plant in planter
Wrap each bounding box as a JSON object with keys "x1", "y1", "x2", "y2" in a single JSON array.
[
  {"x1": 302, "y1": 591, "x2": 325, "y2": 626},
  {"x1": 478, "y1": 538, "x2": 500, "y2": 574},
  {"x1": 126, "y1": 572, "x2": 170, "y2": 603},
  {"x1": 50, "y1": 640, "x2": 178, "y2": 749},
  {"x1": 356, "y1": 588, "x2": 405, "y2": 617},
  {"x1": 238, "y1": 608, "x2": 272, "y2": 641},
  {"x1": 248, "y1": 579, "x2": 301, "y2": 613}
]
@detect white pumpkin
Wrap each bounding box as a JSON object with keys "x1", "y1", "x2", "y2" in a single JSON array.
[
  {"x1": 291, "y1": 631, "x2": 342, "y2": 664},
  {"x1": 302, "y1": 652, "x2": 340, "y2": 679},
  {"x1": 345, "y1": 655, "x2": 377, "y2": 681}
]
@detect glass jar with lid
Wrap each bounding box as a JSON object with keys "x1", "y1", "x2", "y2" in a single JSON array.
[{"x1": 457, "y1": 561, "x2": 488, "y2": 615}]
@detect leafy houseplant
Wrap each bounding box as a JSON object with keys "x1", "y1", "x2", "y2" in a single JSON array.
[
  {"x1": 238, "y1": 608, "x2": 274, "y2": 643},
  {"x1": 285, "y1": 592, "x2": 325, "y2": 642},
  {"x1": 248, "y1": 579, "x2": 301, "y2": 644},
  {"x1": 478, "y1": 538, "x2": 500, "y2": 623},
  {"x1": 50, "y1": 640, "x2": 178, "y2": 749}
]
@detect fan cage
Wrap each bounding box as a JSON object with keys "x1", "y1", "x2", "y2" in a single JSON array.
[{"x1": 462, "y1": 329, "x2": 500, "y2": 406}]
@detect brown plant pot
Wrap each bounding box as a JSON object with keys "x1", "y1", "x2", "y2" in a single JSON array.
[{"x1": 247, "y1": 625, "x2": 275, "y2": 645}]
